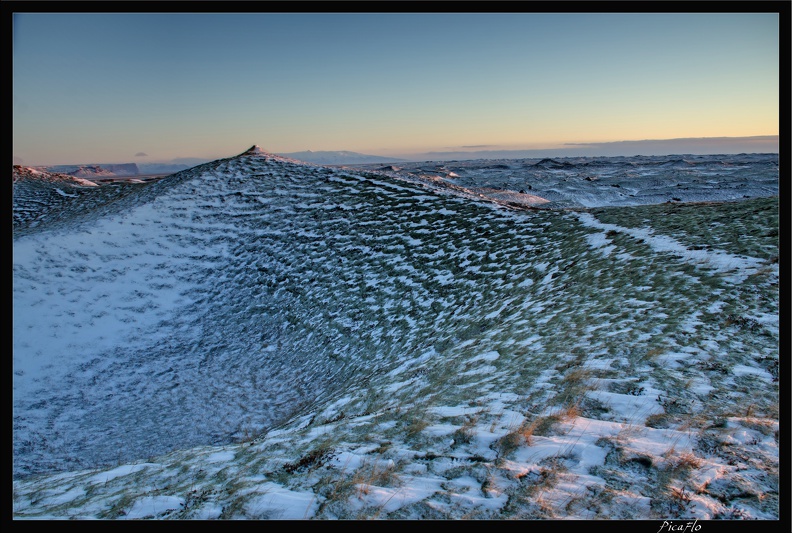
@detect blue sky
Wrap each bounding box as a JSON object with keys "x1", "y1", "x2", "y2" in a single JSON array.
[{"x1": 12, "y1": 12, "x2": 780, "y2": 165}]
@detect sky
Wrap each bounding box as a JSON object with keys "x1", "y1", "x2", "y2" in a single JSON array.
[{"x1": 12, "y1": 11, "x2": 781, "y2": 166}]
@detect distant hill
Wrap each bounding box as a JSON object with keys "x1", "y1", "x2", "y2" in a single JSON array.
[
  {"x1": 37, "y1": 161, "x2": 208, "y2": 178},
  {"x1": 277, "y1": 150, "x2": 405, "y2": 165},
  {"x1": 400, "y1": 135, "x2": 780, "y2": 162},
  {"x1": 12, "y1": 165, "x2": 146, "y2": 234},
  {"x1": 13, "y1": 165, "x2": 99, "y2": 187},
  {"x1": 42, "y1": 163, "x2": 141, "y2": 177},
  {"x1": 137, "y1": 162, "x2": 197, "y2": 175}
]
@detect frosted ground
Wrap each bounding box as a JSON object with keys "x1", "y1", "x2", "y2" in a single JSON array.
[{"x1": 12, "y1": 148, "x2": 779, "y2": 520}]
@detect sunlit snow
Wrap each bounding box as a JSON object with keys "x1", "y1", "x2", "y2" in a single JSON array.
[{"x1": 12, "y1": 148, "x2": 779, "y2": 520}]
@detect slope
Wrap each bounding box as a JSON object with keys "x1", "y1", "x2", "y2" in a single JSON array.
[{"x1": 12, "y1": 147, "x2": 779, "y2": 519}]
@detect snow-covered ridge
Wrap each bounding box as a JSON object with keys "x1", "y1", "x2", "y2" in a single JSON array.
[
  {"x1": 34, "y1": 163, "x2": 142, "y2": 178},
  {"x1": 12, "y1": 147, "x2": 779, "y2": 519},
  {"x1": 242, "y1": 144, "x2": 267, "y2": 155},
  {"x1": 13, "y1": 165, "x2": 99, "y2": 187},
  {"x1": 239, "y1": 144, "x2": 314, "y2": 166}
]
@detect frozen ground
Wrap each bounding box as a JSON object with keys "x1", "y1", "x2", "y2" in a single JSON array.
[
  {"x1": 12, "y1": 147, "x2": 779, "y2": 520},
  {"x1": 349, "y1": 153, "x2": 778, "y2": 209}
]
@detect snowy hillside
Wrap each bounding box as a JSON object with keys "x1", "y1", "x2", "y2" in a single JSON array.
[
  {"x1": 12, "y1": 165, "x2": 151, "y2": 236},
  {"x1": 40, "y1": 163, "x2": 141, "y2": 178},
  {"x1": 12, "y1": 147, "x2": 779, "y2": 520},
  {"x1": 350, "y1": 154, "x2": 779, "y2": 209}
]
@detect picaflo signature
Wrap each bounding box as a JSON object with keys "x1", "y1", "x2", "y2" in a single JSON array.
[{"x1": 657, "y1": 520, "x2": 701, "y2": 533}]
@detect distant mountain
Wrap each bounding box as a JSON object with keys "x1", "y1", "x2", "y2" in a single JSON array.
[
  {"x1": 70, "y1": 165, "x2": 117, "y2": 178},
  {"x1": 39, "y1": 161, "x2": 208, "y2": 178},
  {"x1": 42, "y1": 163, "x2": 141, "y2": 177},
  {"x1": 13, "y1": 165, "x2": 100, "y2": 187},
  {"x1": 137, "y1": 162, "x2": 196, "y2": 175},
  {"x1": 277, "y1": 150, "x2": 405, "y2": 165},
  {"x1": 399, "y1": 135, "x2": 780, "y2": 162}
]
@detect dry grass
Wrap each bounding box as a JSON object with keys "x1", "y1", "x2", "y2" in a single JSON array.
[
  {"x1": 520, "y1": 417, "x2": 545, "y2": 447},
  {"x1": 451, "y1": 425, "x2": 476, "y2": 446},
  {"x1": 496, "y1": 412, "x2": 557, "y2": 460},
  {"x1": 494, "y1": 401, "x2": 585, "y2": 465},
  {"x1": 644, "y1": 346, "x2": 666, "y2": 361},
  {"x1": 645, "y1": 413, "x2": 672, "y2": 429},
  {"x1": 666, "y1": 451, "x2": 703, "y2": 473},
  {"x1": 559, "y1": 402, "x2": 582, "y2": 421},
  {"x1": 405, "y1": 417, "x2": 430, "y2": 439},
  {"x1": 615, "y1": 421, "x2": 646, "y2": 444},
  {"x1": 740, "y1": 417, "x2": 777, "y2": 436},
  {"x1": 353, "y1": 459, "x2": 401, "y2": 498},
  {"x1": 494, "y1": 431, "x2": 523, "y2": 461},
  {"x1": 562, "y1": 367, "x2": 592, "y2": 386},
  {"x1": 451, "y1": 412, "x2": 482, "y2": 446}
]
